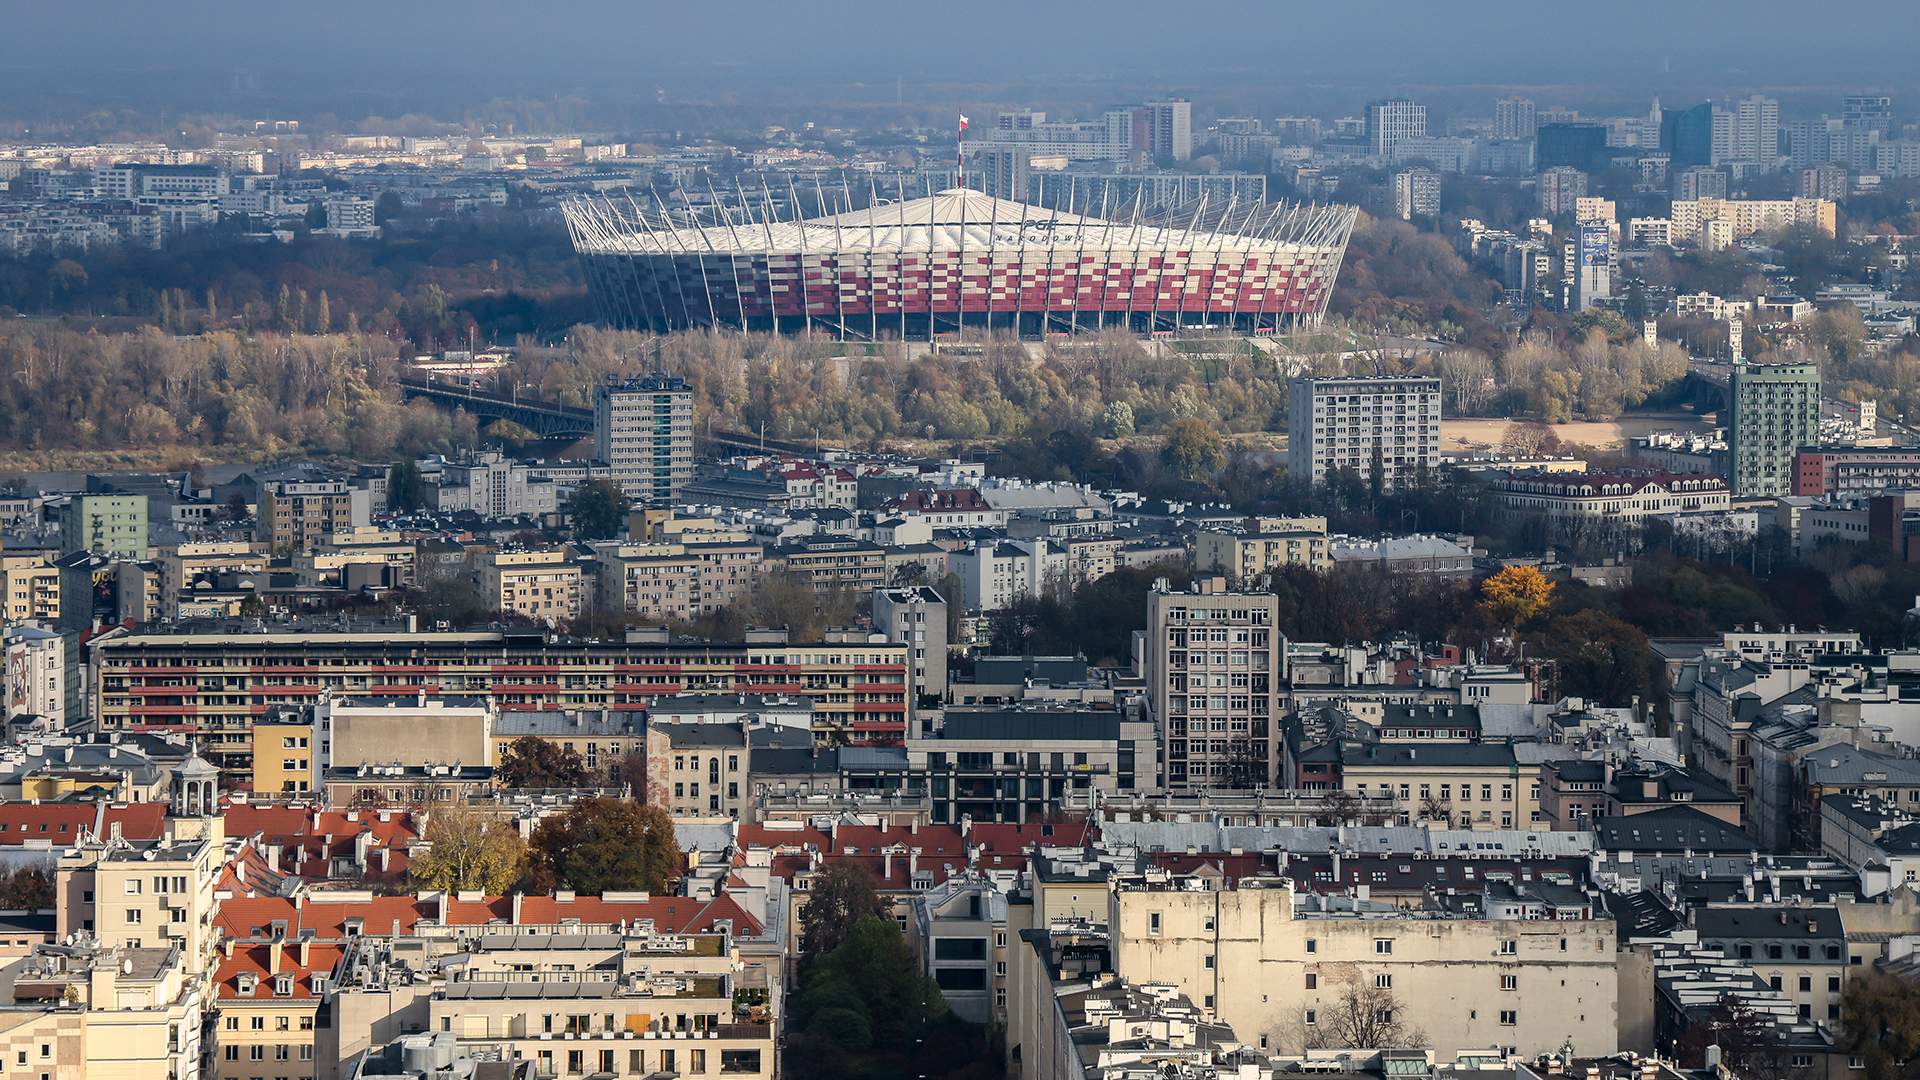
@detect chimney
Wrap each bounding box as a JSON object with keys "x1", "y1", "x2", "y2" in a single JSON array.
[
  {"x1": 909, "y1": 848, "x2": 921, "y2": 879},
  {"x1": 511, "y1": 893, "x2": 525, "y2": 925},
  {"x1": 884, "y1": 850, "x2": 895, "y2": 881},
  {"x1": 298, "y1": 938, "x2": 310, "y2": 967}
]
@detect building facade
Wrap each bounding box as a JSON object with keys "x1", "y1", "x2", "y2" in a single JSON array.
[
  {"x1": 1287, "y1": 376, "x2": 1442, "y2": 491},
  {"x1": 593, "y1": 373, "x2": 694, "y2": 507},
  {"x1": 1145, "y1": 578, "x2": 1285, "y2": 791},
  {"x1": 1729, "y1": 363, "x2": 1822, "y2": 497}
]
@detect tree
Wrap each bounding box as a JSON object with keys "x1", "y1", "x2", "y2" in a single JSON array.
[
  {"x1": 1160, "y1": 416, "x2": 1226, "y2": 485},
  {"x1": 409, "y1": 805, "x2": 526, "y2": 894},
  {"x1": 798, "y1": 862, "x2": 889, "y2": 962},
  {"x1": 0, "y1": 867, "x2": 55, "y2": 910},
  {"x1": 1841, "y1": 971, "x2": 1920, "y2": 1080},
  {"x1": 1671, "y1": 995, "x2": 1790, "y2": 1080},
  {"x1": 568, "y1": 478, "x2": 630, "y2": 540},
  {"x1": 1306, "y1": 964, "x2": 1428, "y2": 1050},
  {"x1": 526, "y1": 798, "x2": 681, "y2": 895},
  {"x1": 1528, "y1": 609, "x2": 1657, "y2": 707},
  {"x1": 607, "y1": 751, "x2": 648, "y2": 798},
  {"x1": 498, "y1": 736, "x2": 589, "y2": 789},
  {"x1": 1478, "y1": 565, "x2": 1555, "y2": 631},
  {"x1": 388, "y1": 458, "x2": 429, "y2": 513}
]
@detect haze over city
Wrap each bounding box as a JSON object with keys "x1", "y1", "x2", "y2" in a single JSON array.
[{"x1": 1, "y1": 4, "x2": 1919, "y2": 1080}]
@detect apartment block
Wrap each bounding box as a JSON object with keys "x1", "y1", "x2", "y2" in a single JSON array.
[
  {"x1": 1193, "y1": 517, "x2": 1331, "y2": 581},
  {"x1": 646, "y1": 721, "x2": 750, "y2": 818},
  {"x1": 873, "y1": 585, "x2": 949, "y2": 701},
  {"x1": 257, "y1": 481, "x2": 370, "y2": 553},
  {"x1": 156, "y1": 541, "x2": 268, "y2": 615},
  {"x1": 90, "y1": 625, "x2": 910, "y2": 771},
  {"x1": 593, "y1": 539, "x2": 764, "y2": 622},
  {"x1": 1145, "y1": 578, "x2": 1284, "y2": 791},
  {"x1": 0, "y1": 553, "x2": 60, "y2": 623},
  {"x1": 1287, "y1": 376, "x2": 1441, "y2": 491},
  {"x1": 594, "y1": 373, "x2": 694, "y2": 506},
  {"x1": 1104, "y1": 874, "x2": 1619, "y2": 1059},
  {"x1": 1729, "y1": 363, "x2": 1822, "y2": 497},
  {"x1": 475, "y1": 549, "x2": 583, "y2": 624},
  {"x1": 60, "y1": 492, "x2": 148, "y2": 560}
]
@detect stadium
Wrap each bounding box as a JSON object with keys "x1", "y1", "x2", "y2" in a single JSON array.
[{"x1": 562, "y1": 186, "x2": 1356, "y2": 340}]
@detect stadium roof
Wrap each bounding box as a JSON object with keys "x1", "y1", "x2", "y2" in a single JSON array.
[{"x1": 565, "y1": 187, "x2": 1356, "y2": 257}]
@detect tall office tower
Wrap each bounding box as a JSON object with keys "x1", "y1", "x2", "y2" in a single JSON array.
[
  {"x1": 1571, "y1": 224, "x2": 1613, "y2": 311},
  {"x1": 1731, "y1": 95, "x2": 1781, "y2": 165},
  {"x1": 963, "y1": 144, "x2": 1030, "y2": 199},
  {"x1": 1366, "y1": 99, "x2": 1428, "y2": 158},
  {"x1": 1287, "y1": 375, "x2": 1442, "y2": 491},
  {"x1": 1728, "y1": 363, "x2": 1821, "y2": 496},
  {"x1": 1662, "y1": 102, "x2": 1717, "y2": 168},
  {"x1": 1141, "y1": 99, "x2": 1193, "y2": 161},
  {"x1": 1145, "y1": 577, "x2": 1285, "y2": 791},
  {"x1": 1537, "y1": 166, "x2": 1588, "y2": 216},
  {"x1": 1787, "y1": 119, "x2": 1841, "y2": 170},
  {"x1": 1493, "y1": 96, "x2": 1538, "y2": 141},
  {"x1": 1842, "y1": 94, "x2": 1894, "y2": 134},
  {"x1": 594, "y1": 373, "x2": 694, "y2": 507},
  {"x1": 1391, "y1": 168, "x2": 1441, "y2": 220}
]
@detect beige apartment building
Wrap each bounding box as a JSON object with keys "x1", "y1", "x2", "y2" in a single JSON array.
[
  {"x1": 594, "y1": 540, "x2": 764, "y2": 622},
  {"x1": 156, "y1": 540, "x2": 268, "y2": 615},
  {"x1": 1144, "y1": 577, "x2": 1286, "y2": 790},
  {"x1": 210, "y1": 935, "x2": 340, "y2": 1080},
  {"x1": 1193, "y1": 517, "x2": 1332, "y2": 581},
  {"x1": 257, "y1": 481, "x2": 369, "y2": 553},
  {"x1": 325, "y1": 927, "x2": 771, "y2": 1080},
  {"x1": 57, "y1": 828, "x2": 223, "y2": 981},
  {"x1": 0, "y1": 553, "x2": 60, "y2": 623},
  {"x1": 476, "y1": 549, "x2": 583, "y2": 624},
  {"x1": 1103, "y1": 874, "x2": 1619, "y2": 1059},
  {"x1": 0, "y1": 942, "x2": 204, "y2": 1080}
]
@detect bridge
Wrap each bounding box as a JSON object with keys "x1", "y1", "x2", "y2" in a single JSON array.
[
  {"x1": 397, "y1": 377, "x2": 843, "y2": 456},
  {"x1": 397, "y1": 377, "x2": 595, "y2": 439}
]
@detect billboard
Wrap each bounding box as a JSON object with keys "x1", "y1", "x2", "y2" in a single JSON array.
[{"x1": 1579, "y1": 224, "x2": 1610, "y2": 267}]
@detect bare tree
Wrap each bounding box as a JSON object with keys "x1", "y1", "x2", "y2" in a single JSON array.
[{"x1": 1301, "y1": 964, "x2": 1430, "y2": 1050}]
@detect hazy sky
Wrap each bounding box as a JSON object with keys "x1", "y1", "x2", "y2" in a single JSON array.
[{"x1": 5, "y1": 1, "x2": 1919, "y2": 123}]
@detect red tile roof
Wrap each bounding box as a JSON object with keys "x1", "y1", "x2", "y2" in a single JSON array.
[
  {"x1": 222, "y1": 805, "x2": 421, "y2": 884},
  {"x1": 215, "y1": 890, "x2": 763, "y2": 940},
  {"x1": 0, "y1": 802, "x2": 166, "y2": 845},
  {"x1": 214, "y1": 941, "x2": 347, "y2": 1001}
]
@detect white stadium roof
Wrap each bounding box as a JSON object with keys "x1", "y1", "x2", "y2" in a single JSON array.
[{"x1": 565, "y1": 187, "x2": 1356, "y2": 257}]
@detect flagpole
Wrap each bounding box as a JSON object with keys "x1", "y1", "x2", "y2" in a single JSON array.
[{"x1": 957, "y1": 110, "x2": 967, "y2": 190}]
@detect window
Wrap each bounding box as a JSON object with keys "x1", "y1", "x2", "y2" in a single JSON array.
[
  {"x1": 1499, "y1": 940, "x2": 1517, "y2": 955},
  {"x1": 1204, "y1": 955, "x2": 1215, "y2": 970},
  {"x1": 1499, "y1": 1010, "x2": 1517, "y2": 1026},
  {"x1": 1149, "y1": 913, "x2": 1161, "y2": 935},
  {"x1": 1306, "y1": 939, "x2": 1318, "y2": 954},
  {"x1": 1375, "y1": 938, "x2": 1392, "y2": 955},
  {"x1": 1306, "y1": 973, "x2": 1318, "y2": 989},
  {"x1": 1375, "y1": 974, "x2": 1393, "y2": 989},
  {"x1": 1303, "y1": 1010, "x2": 1317, "y2": 1026},
  {"x1": 1501, "y1": 975, "x2": 1517, "y2": 991}
]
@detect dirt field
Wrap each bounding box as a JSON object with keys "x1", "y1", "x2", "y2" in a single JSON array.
[{"x1": 1441, "y1": 411, "x2": 1717, "y2": 452}]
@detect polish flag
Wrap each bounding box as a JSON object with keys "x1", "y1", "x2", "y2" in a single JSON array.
[{"x1": 958, "y1": 114, "x2": 969, "y2": 131}]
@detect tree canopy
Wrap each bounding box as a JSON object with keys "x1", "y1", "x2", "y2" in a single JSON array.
[
  {"x1": 797, "y1": 862, "x2": 889, "y2": 962},
  {"x1": 409, "y1": 805, "x2": 526, "y2": 894},
  {"x1": 525, "y1": 798, "x2": 681, "y2": 895},
  {"x1": 498, "y1": 736, "x2": 589, "y2": 789}
]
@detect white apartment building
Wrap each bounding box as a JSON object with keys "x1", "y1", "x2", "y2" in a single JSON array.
[
  {"x1": 1366, "y1": 100, "x2": 1427, "y2": 158},
  {"x1": 2, "y1": 624, "x2": 64, "y2": 724},
  {"x1": 953, "y1": 539, "x2": 1066, "y2": 612},
  {"x1": 594, "y1": 373, "x2": 694, "y2": 507},
  {"x1": 1286, "y1": 376, "x2": 1442, "y2": 491}
]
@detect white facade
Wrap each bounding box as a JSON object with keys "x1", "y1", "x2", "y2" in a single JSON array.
[
  {"x1": 953, "y1": 539, "x2": 1065, "y2": 612},
  {"x1": 1287, "y1": 376, "x2": 1442, "y2": 491},
  {"x1": 2, "y1": 624, "x2": 64, "y2": 724}
]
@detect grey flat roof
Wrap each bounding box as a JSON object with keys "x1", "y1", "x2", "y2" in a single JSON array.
[{"x1": 938, "y1": 710, "x2": 1122, "y2": 743}]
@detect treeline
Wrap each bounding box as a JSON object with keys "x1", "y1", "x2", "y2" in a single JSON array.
[{"x1": 0, "y1": 324, "x2": 477, "y2": 459}]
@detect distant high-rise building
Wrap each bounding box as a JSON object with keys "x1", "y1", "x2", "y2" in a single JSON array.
[
  {"x1": 1662, "y1": 102, "x2": 1717, "y2": 169},
  {"x1": 1287, "y1": 375, "x2": 1442, "y2": 491},
  {"x1": 1842, "y1": 94, "x2": 1894, "y2": 135},
  {"x1": 1493, "y1": 96, "x2": 1537, "y2": 141},
  {"x1": 1730, "y1": 95, "x2": 1780, "y2": 165},
  {"x1": 963, "y1": 144, "x2": 1030, "y2": 200},
  {"x1": 1366, "y1": 99, "x2": 1427, "y2": 157},
  {"x1": 1139, "y1": 99, "x2": 1193, "y2": 162},
  {"x1": 1537, "y1": 166, "x2": 1588, "y2": 216},
  {"x1": 1728, "y1": 363, "x2": 1821, "y2": 497},
  {"x1": 1797, "y1": 164, "x2": 1849, "y2": 200},
  {"x1": 1390, "y1": 168, "x2": 1442, "y2": 220},
  {"x1": 1536, "y1": 122, "x2": 1608, "y2": 171},
  {"x1": 594, "y1": 373, "x2": 694, "y2": 507},
  {"x1": 1570, "y1": 224, "x2": 1613, "y2": 312}
]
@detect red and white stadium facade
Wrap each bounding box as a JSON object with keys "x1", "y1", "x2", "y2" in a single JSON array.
[{"x1": 563, "y1": 187, "x2": 1356, "y2": 340}]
